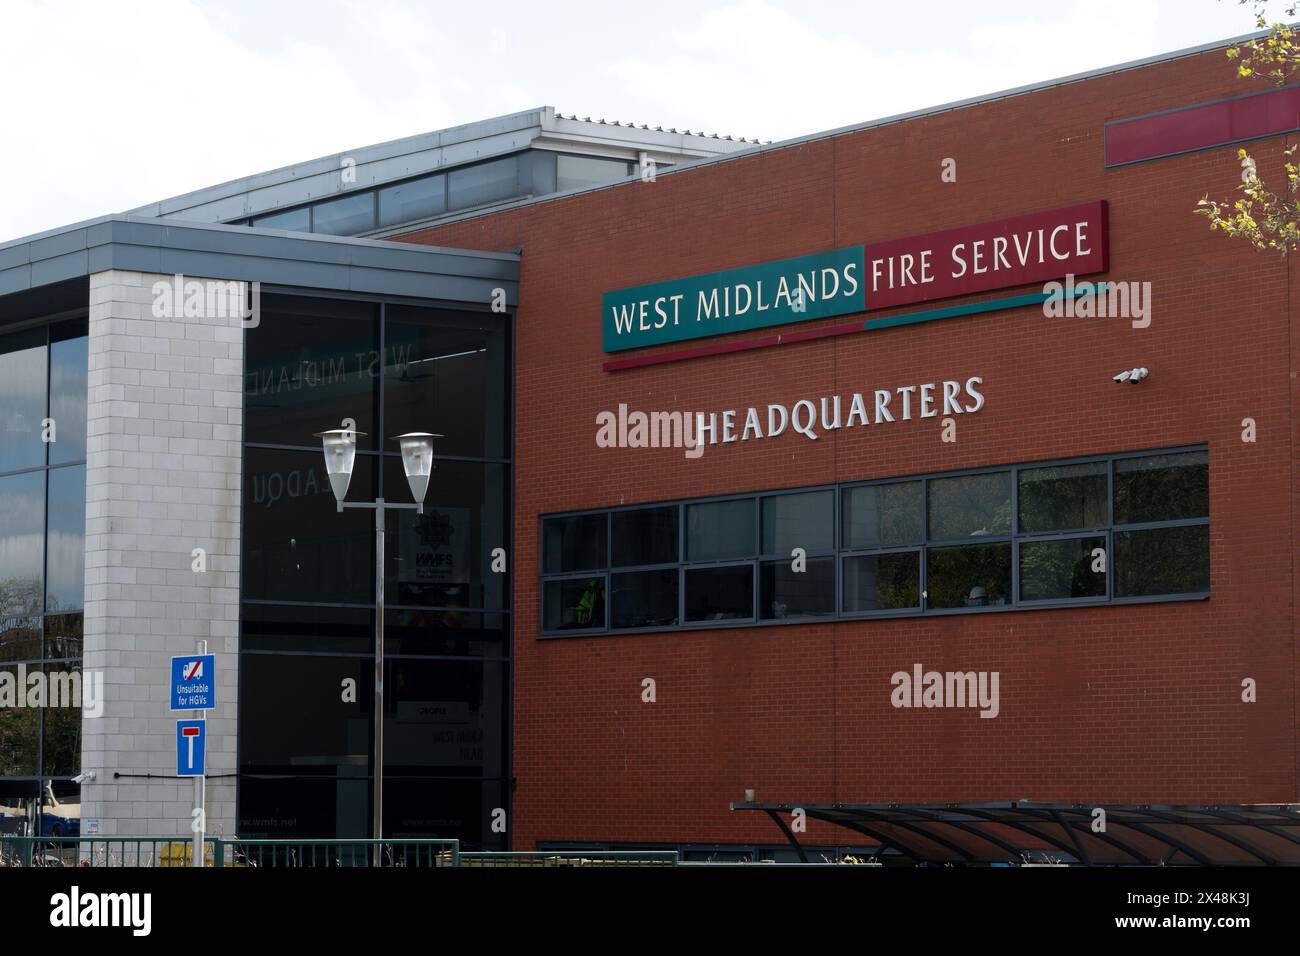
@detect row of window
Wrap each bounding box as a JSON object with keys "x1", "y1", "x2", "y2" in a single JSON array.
[
  {"x1": 244, "y1": 151, "x2": 642, "y2": 236},
  {"x1": 0, "y1": 321, "x2": 89, "y2": 620},
  {"x1": 0, "y1": 316, "x2": 87, "y2": 795},
  {"x1": 539, "y1": 448, "x2": 1210, "y2": 634},
  {"x1": 0, "y1": 613, "x2": 84, "y2": 779}
]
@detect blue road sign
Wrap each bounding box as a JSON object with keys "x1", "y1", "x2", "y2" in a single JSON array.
[
  {"x1": 176, "y1": 720, "x2": 206, "y2": 777},
  {"x1": 170, "y1": 654, "x2": 215, "y2": 711}
]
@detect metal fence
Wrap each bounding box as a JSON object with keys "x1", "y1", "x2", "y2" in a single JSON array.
[
  {"x1": 0, "y1": 837, "x2": 677, "y2": 868},
  {"x1": 459, "y1": 850, "x2": 679, "y2": 867},
  {"x1": 0, "y1": 836, "x2": 216, "y2": 868},
  {"x1": 223, "y1": 839, "x2": 459, "y2": 868}
]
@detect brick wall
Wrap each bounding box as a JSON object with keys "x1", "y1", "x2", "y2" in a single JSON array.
[
  {"x1": 403, "y1": 45, "x2": 1299, "y2": 850},
  {"x1": 81, "y1": 269, "x2": 242, "y2": 839}
]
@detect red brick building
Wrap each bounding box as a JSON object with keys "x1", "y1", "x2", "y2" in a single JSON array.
[{"x1": 400, "y1": 38, "x2": 1298, "y2": 860}]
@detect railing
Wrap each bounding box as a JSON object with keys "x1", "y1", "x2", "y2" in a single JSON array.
[
  {"x1": 458, "y1": 850, "x2": 679, "y2": 867},
  {"x1": 222, "y1": 838, "x2": 459, "y2": 868},
  {"x1": 0, "y1": 835, "x2": 219, "y2": 868},
  {"x1": 0, "y1": 837, "x2": 677, "y2": 868}
]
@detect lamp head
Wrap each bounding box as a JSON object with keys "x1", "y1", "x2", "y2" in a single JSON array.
[
  {"x1": 314, "y1": 428, "x2": 366, "y2": 506},
  {"x1": 394, "y1": 432, "x2": 442, "y2": 509}
]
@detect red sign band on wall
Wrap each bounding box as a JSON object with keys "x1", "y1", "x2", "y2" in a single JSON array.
[
  {"x1": 863, "y1": 201, "x2": 1109, "y2": 311},
  {"x1": 1105, "y1": 84, "x2": 1300, "y2": 167}
]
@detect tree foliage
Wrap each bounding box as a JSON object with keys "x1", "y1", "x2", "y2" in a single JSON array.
[{"x1": 1196, "y1": 2, "x2": 1300, "y2": 252}]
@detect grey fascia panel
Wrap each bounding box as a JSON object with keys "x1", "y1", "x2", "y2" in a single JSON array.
[
  {"x1": 344, "y1": 267, "x2": 495, "y2": 303},
  {"x1": 103, "y1": 242, "x2": 163, "y2": 276},
  {"x1": 343, "y1": 241, "x2": 516, "y2": 280},
  {"x1": 0, "y1": 242, "x2": 32, "y2": 271},
  {"x1": 86, "y1": 244, "x2": 116, "y2": 274},
  {"x1": 82, "y1": 220, "x2": 117, "y2": 249},
  {"x1": 31, "y1": 250, "x2": 89, "y2": 287},
  {"x1": 0, "y1": 215, "x2": 519, "y2": 306},
  {"x1": 0, "y1": 265, "x2": 32, "y2": 297},
  {"x1": 29, "y1": 227, "x2": 90, "y2": 262}
]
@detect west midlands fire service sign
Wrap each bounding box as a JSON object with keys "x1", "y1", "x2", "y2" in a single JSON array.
[{"x1": 170, "y1": 654, "x2": 215, "y2": 711}]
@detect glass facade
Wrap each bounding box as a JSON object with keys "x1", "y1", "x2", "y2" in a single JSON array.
[
  {"x1": 239, "y1": 292, "x2": 511, "y2": 848},
  {"x1": 0, "y1": 318, "x2": 87, "y2": 836},
  {"x1": 249, "y1": 153, "x2": 534, "y2": 236},
  {"x1": 539, "y1": 447, "x2": 1211, "y2": 635},
  {"x1": 244, "y1": 150, "x2": 664, "y2": 237}
]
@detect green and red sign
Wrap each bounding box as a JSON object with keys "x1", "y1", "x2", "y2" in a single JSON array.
[{"x1": 602, "y1": 201, "x2": 1108, "y2": 353}]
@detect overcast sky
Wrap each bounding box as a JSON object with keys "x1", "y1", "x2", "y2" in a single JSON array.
[{"x1": 0, "y1": 0, "x2": 1259, "y2": 240}]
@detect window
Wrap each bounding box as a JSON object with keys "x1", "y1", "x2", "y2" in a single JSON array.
[
  {"x1": 843, "y1": 481, "x2": 922, "y2": 549},
  {"x1": 842, "y1": 552, "x2": 920, "y2": 612},
  {"x1": 927, "y1": 542, "x2": 1012, "y2": 608},
  {"x1": 0, "y1": 316, "x2": 87, "y2": 824},
  {"x1": 762, "y1": 491, "x2": 833, "y2": 554},
  {"x1": 1018, "y1": 461, "x2": 1107, "y2": 532},
  {"x1": 612, "y1": 569, "x2": 678, "y2": 629},
  {"x1": 556, "y1": 154, "x2": 632, "y2": 191},
  {"x1": 0, "y1": 617, "x2": 40, "y2": 663},
  {"x1": 0, "y1": 327, "x2": 46, "y2": 473},
  {"x1": 612, "y1": 507, "x2": 677, "y2": 567},
  {"x1": 1114, "y1": 525, "x2": 1209, "y2": 596},
  {"x1": 1019, "y1": 535, "x2": 1107, "y2": 601},
  {"x1": 1114, "y1": 451, "x2": 1208, "y2": 524},
  {"x1": 384, "y1": 306, "x2": 509, "y2": 460},
  {"x1": 45, "y1": 465, "x2": 85, "y2": 612},
  {"x1": 384, "y1": 458, "x2": 508, "y2": 610},
  {"x1": 539, "y1": 446, "x2": 1210, "y2": 636},
  {"x1": 687, "y1": 499, "x2": 754, "y2": 561},
  {"x1": 242, "y1": 447, "x2": 377, "y2": 604},
  {"x1": 1112, "y1": 450, "x2": 1209, "y2": 598},
  {"x1": 239, "y1": 290, "x2": 512, "y2": 843},
  {"x1": 252, "y1": 207, "x2": 311, "y2": 231},
  {"x1": 244, "y1": 295, "x2": 380, "y2": 449},
  {"x1": 928, "y1": 472, "x2": 1011, "y2": 540},
  {"x1": 544, "y1": 577, "x2": 605, "y2": 630},
  {"x1": 447, "y1": 155, "x2": 522, "y2": 210},
  {"x1": 379, "y1": 175, "x2": 446, "y2": 227},
  {"x1": 48, "y1": 330, "x2": 87, "y2": 465},
  {"x1": 685, "y1": 565, "x2": 753, "y2": 622},
  {"x1": 0, "y1": 471, "x2": 44, "y2": 616},
  {"x1": 542, "y1": 514, "x2": 606, "y2": 574},
  {"x1": 312, "y1": 192, "x2": 376, "y2": 235},
  {"x1": 760, "y1": 557, "x2": 834, "y2": 619}
]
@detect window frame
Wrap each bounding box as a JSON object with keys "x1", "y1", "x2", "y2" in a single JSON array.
[{"x1": 538, "y1": 444, "x2": 1211, "y2": 638}]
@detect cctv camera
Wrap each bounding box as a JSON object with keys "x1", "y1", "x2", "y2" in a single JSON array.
[
  {"x1": 1113, "y1": 370, "x2": 1132, "y2": 384},
  {"x1": 1128, "y1": 367, "x2": 1148, "y2": 383},
  {"x1": 71, "y1": 770, "x2": 95, "y2": 785}
]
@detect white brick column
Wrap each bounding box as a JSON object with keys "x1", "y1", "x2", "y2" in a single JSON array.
[{"x1": 80, "y1": 269, "x2": 242, "y2": 839}]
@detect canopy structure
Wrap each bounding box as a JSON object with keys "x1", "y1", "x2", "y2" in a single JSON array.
[{"x1": 732, "y1": 802, "x2": 1300, "y2": 865}]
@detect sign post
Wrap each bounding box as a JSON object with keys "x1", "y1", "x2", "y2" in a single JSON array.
[{"x1": 171, "y1": 645, "x2": 214, "y2": 868}]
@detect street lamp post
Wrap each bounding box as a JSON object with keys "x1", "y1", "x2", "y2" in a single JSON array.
[{"x1": 316, "y1": 428, "x2": 440, "y2": 866}]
